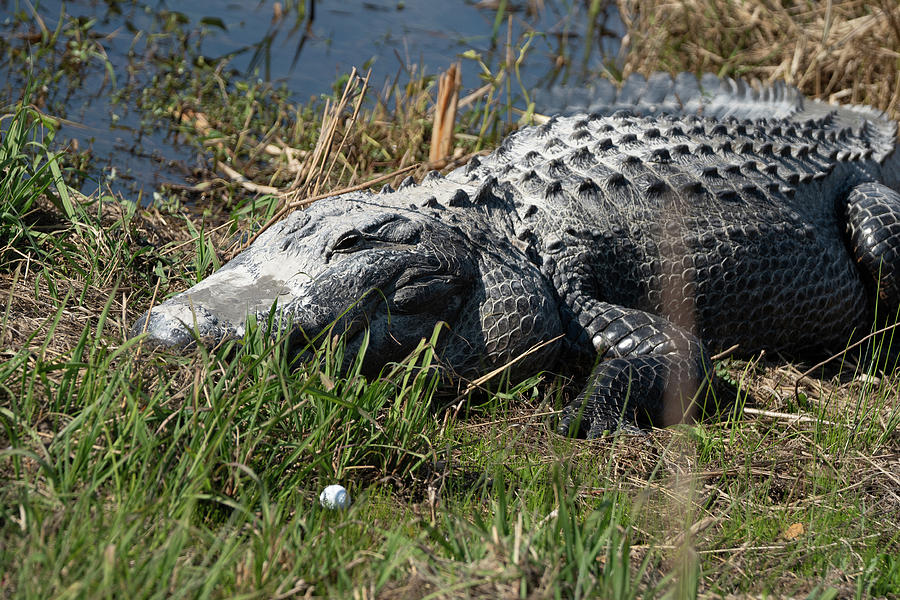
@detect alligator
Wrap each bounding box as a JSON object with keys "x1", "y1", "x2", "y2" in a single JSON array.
[{"x1": 131, "y1": 72, "x2": 900, "y2": 437}]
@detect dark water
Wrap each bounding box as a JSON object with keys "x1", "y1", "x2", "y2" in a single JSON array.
[{"x1": 1, "y1": 0, "x2": 622, "y2": 197}]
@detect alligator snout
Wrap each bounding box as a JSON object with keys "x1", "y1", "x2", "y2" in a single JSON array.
[
  {"x1": 130, "y1": 263, "x2": 306, "y2": 350},
  {"x1": 129, "y1": 276, "x2": 369, "y2": 355},
  {"x1": 128, "y1": 200, "x2": 485, "y2": 373},
  {"x1": 130, "y1": 301, "x2": 234, "y2": 349}
]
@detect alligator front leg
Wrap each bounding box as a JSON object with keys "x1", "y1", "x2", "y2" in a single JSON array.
[
  {"x1": 557, "y1": 301, "x2": 713, "y2": 438},
  {"x1": 843, "y1": 181, "x2": 900, "y2": 317}
]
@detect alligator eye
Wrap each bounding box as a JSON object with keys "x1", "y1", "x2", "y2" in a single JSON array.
[{"x1": 333, "y1": 230, "x2": 364, "y2": 253}]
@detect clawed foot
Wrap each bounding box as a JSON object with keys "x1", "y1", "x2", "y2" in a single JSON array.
[{"x1": 557, "y1": 403, "x2": 646, "y2": 439}]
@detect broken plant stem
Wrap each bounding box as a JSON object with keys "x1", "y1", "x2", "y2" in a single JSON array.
[
  {"x1": 231, "y1": 162, "x2": 422, "y2": 260},
  {"x1": 793, "y1": 320, "x2": 900, "y2": 403}
]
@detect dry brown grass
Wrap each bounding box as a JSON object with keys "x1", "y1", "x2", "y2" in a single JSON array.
[
  {"x1": 618, "y1": 0, "x2": 900, "y2": 118},
  {"x1": 5, "y1": 4, "x2": 900, "y2": 596},
  {"x1": 0, "y1": 198, "x2": 230, "y2": 360},
  {"x1": 177, "y1": 66, "x2": 472, "y2": 207}
]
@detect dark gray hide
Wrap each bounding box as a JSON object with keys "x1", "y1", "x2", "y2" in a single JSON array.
[{"x1": 131, "y1": 72, "x2": 900, "y2": 438}]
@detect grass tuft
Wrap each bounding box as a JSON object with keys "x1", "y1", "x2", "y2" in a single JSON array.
[
  {"x1": 0, "y1": 88, "x2": 78, "y2": 266},
  {"x1": 2, "y1": 2, "x2": 900, "y2": 596}
]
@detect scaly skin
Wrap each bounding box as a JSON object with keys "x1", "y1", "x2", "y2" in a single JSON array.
[{"x1": 131, "y1": 73, "x2": 900, "y2": 437}]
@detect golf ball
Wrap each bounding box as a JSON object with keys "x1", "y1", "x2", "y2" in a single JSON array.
[{"x1": 319, "y1": 484, "x2": 350, "y2": 510}]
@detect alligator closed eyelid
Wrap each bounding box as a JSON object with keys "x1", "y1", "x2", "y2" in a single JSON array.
[{"x1": 333, "y1": 230, "x2": 364, "y2": 252}]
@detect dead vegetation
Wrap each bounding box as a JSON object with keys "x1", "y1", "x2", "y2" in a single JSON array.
[
  {"x1": 0, "y1": 195, "x2": 232, "y2": 359},
  {"x1": 618, "y1": 0, "x2": 900, "y2": 118},
  {"x1": 3, "y1": 1, "x2": 900, "y2": 597}
]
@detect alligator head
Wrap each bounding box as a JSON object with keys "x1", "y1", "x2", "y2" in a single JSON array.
[{"x1": 131, "y1": 196, "x2": 563, "y2": 380}]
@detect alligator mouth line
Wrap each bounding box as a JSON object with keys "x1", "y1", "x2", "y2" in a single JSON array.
[
  {"x1": 270, "y1": 273, "x2": 463, "y2": 365},
  {"x1": 392, "y1": 271, "x2": 447, "y2": 289}
]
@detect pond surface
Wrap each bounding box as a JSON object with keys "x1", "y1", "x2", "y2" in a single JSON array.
[{"x1": 1, "y1": 0, "x2": 622, "y2": 197}]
